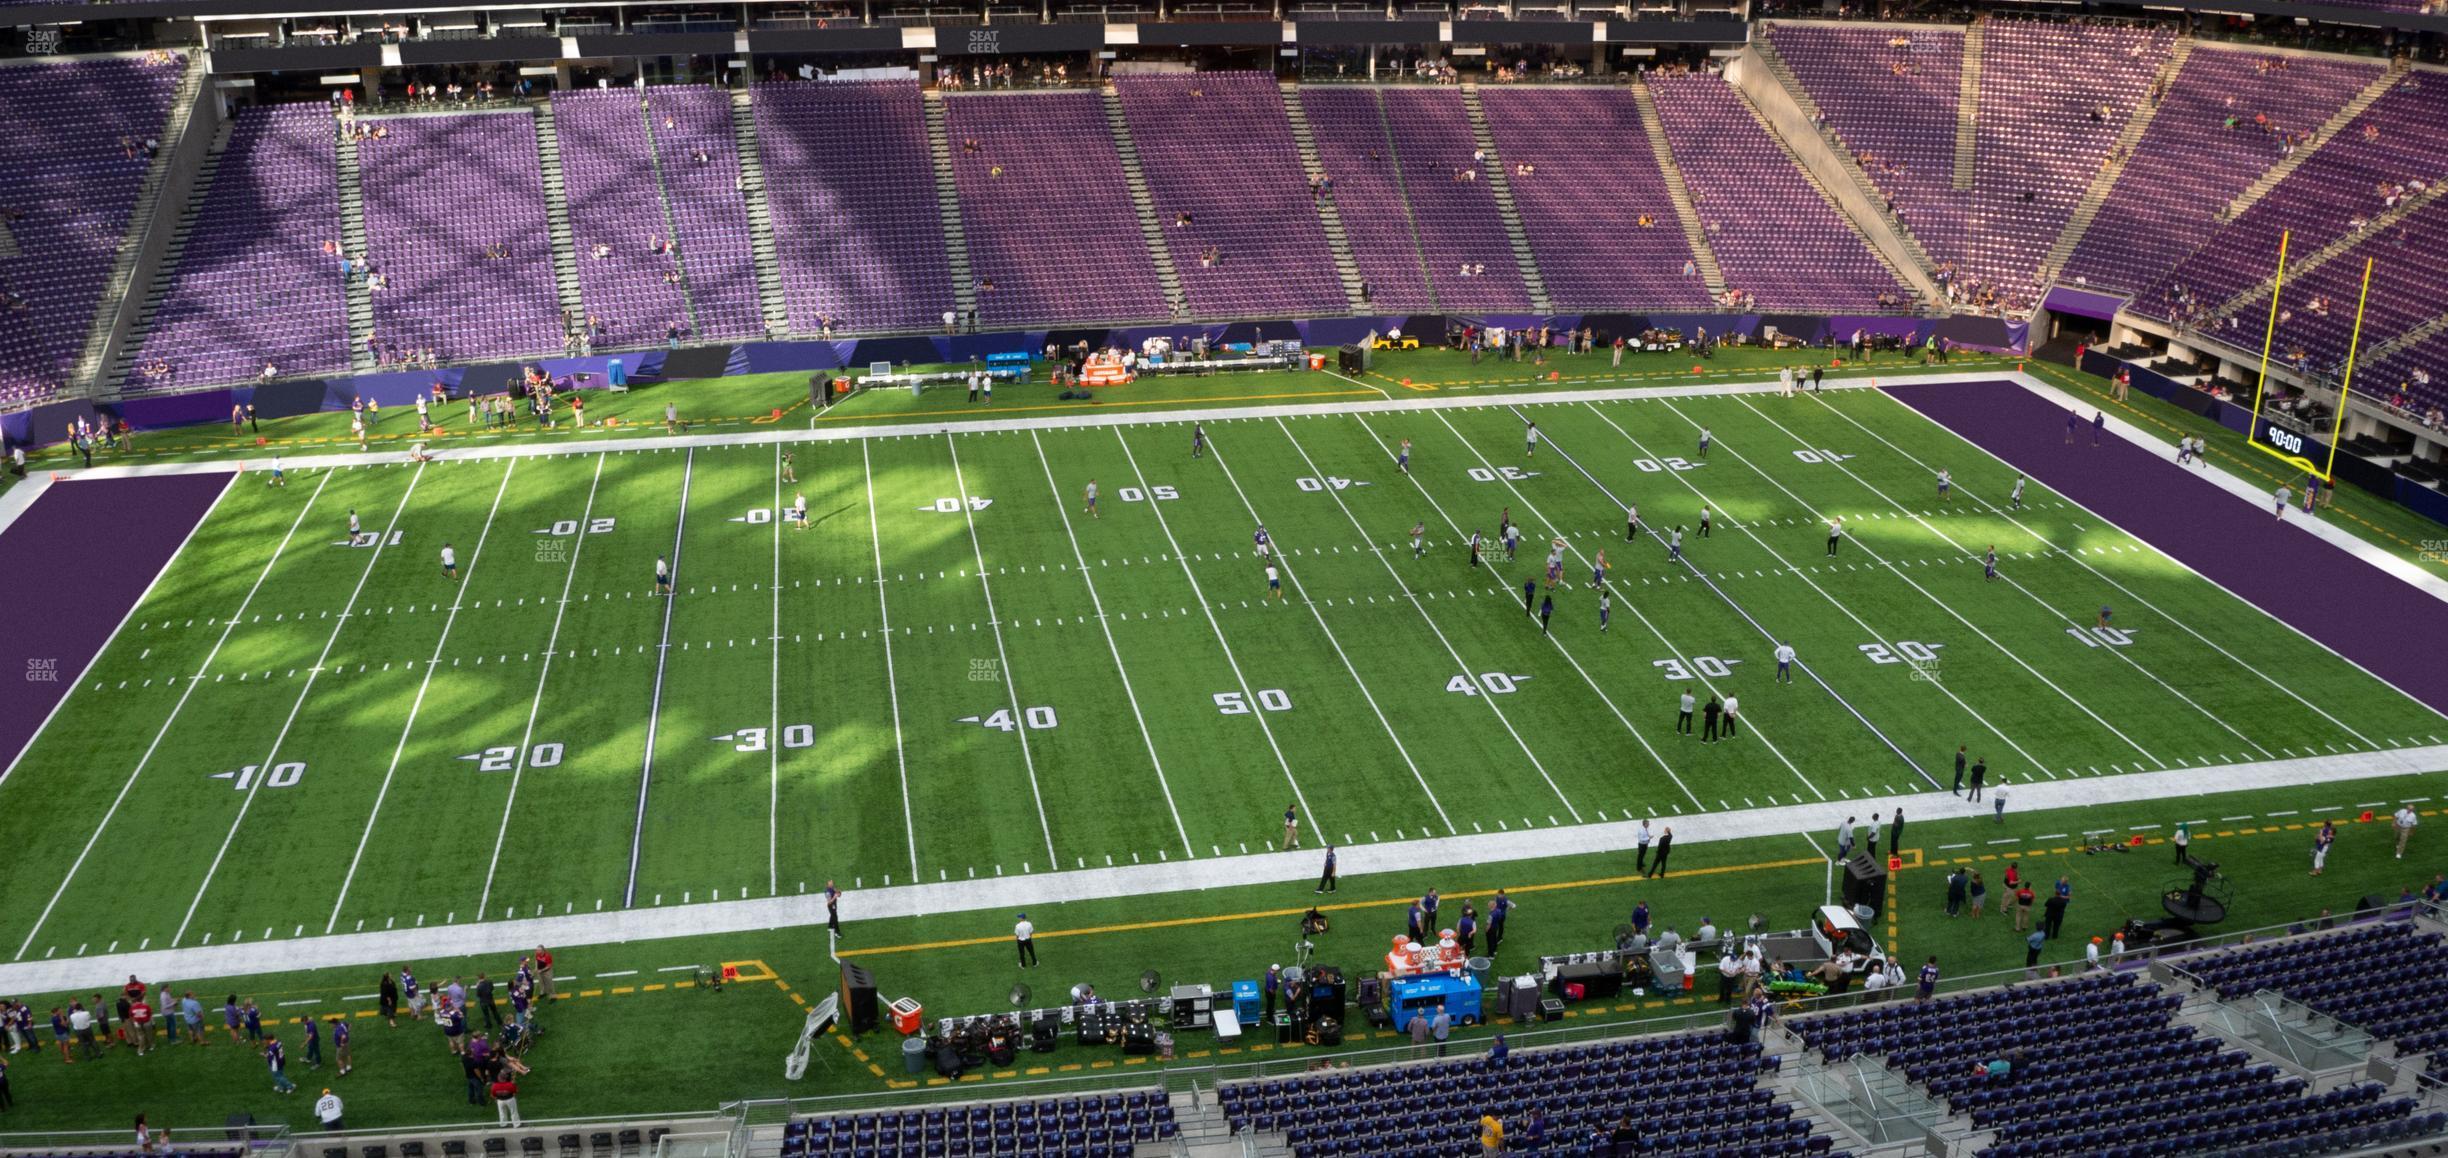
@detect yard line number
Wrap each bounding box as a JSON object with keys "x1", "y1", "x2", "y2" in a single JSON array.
[
  {"x1": 1118, "y1": 485, "x2": 1180, "y2": 503},
  {"x1": 1790, "y1": 449, "x2": 1855, "y2": 464},
  {"x1": 462, "y1": 743, "x2": 564, "y2": 771},
  {"x1": 210, "y1": 762, "x2": 305, "y2": 790},
  {"x1": 919, "y1": 497, "x2": 995, "y2": 512},
  {"x1": 1448, "y1": 672, "x2": 1533, "y2": 696},
  {"x1": 1295, "y1": 476, "x2": 1367, "y2": 491},
  {"x1": 533, "y1": 518, "x2": 617, "y2": 536},
  {"x1": 1860, "y1": 641, "x2": 1945, "y2": 664},
  {"x1": 2067, "y1": 627, "x2": 2136, "y2": 648},
  {"x1": 1215, "y1": 688, "x2": 1293, "y2": 714},
  {"x1": 1466, "y1": 466, "x2": 1537, "y2": 482},
  {"x1": 1652, "y1": 656, "x2": 1742, "y2": 680}
]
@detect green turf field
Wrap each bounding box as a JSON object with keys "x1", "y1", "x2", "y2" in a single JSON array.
[{"x1": 2, "y1": 376, "x2": 2441, "y2": 965}]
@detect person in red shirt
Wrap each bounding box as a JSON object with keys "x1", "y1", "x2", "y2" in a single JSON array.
[
  {"x1": 490, "y1": 1077, "x2": 522, "y2": 1128},
  {"x1": 534, "y1": 948, "x2": 555, "y2": 999},
  {"x1": 128, "y1": 997, "x2": 154, "y2": 1055}
]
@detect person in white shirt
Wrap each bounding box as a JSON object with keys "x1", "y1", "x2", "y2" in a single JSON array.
[
  {"x1": 440, "y1": 544, "x2": 458, "y2": 581},
  {"x1": 1775, "y1": 642, "x2": 1796, "y2": 684},
  {"x1": 1695, "y1": 917, "x2": 1717, "y2": 946},
  {"x1": 1863, "y1": 959, "x2": 1892, "y2": 1001},
  {"x1": 2396, "y1": 805, "x2": 2420, "y2": 858},
  {"x1": 2084, "y1": 937, "x2": 2103, "y2": 971},
  {"x1": 1722, "y1": 695, "x2": 1740, "y2": 737},
  {"x1": 315, "y1": 1089, "x2": 345, "y2": 1131},
  {"x1": 1014, "y1": 914, "x2": 1037, "y2": 967},
  {"x1": 2273, "y1": 486, "x2": 2291, "y2": 519}
]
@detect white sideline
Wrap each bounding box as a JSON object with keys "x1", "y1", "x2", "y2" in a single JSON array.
[{"x1": 0, "y1": 741, "x2": 2440, "y2": 996}]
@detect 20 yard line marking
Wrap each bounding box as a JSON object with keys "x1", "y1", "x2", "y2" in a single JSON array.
[
  {"x1": 1030, "y1": 431, "x2": 1192, "y2": 858},
  {"x1": 863, "y1": 442, "x2": 921, "y2": 880},
  {"x1": 174, "y1": 462, "x2": 430, "y2": 948},
  {"x1": 326, "y1": 459, "x2": 516, "y2": 932},
  {"x1": 13, "y1": 471, "x2": 329, "y2": 960},
  {"x1": 625, "y1": 447, "x2": 696, "y2": 908},
  {"x1": 477, "y1": 453, "x2": 608, "y2": 920},
  {"x1": 944, "y1": 434, "x2": 1059, "y2": 867},
  {"x1": 1109, "y1": 429, "x2": 1346, "y2": 838}
]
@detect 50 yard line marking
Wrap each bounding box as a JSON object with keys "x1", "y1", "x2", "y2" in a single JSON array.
[
  {"x1": 1107, "y1": 429, "x2": 1344, "y2": 840},
  {"x1": 477, "y1": 453, "x2": 607, "y2": 921},
  {"x1": 0, "y1": 470, "x2": 238, "y2": 785},
  {"x1": 173, "y1": 462, "x2": 430, "y2": 948},
  {"x1": 625, "y1": 448, "x2": 696, "y2": 908},
  {"x1": 944, "y1": 434, "x2": 1059, "y2": 867},
  {"x1": 863, "y1": 441, "x2": 920, "y2": 880},
  {"x1": 1029, "y1": 431, "x2": 1192, "y2": 858},
  {"x1": 1808, "y1": 392, "x2": 2394, "y2": 748},
  {"x1": 325, "y1": 460, "x2": 516, "y2": 932},
  {"x1": 13, "y1": 470, "x2": 330, "y2": 960}
]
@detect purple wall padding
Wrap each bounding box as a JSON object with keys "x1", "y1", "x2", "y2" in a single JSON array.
[
  {"x1": 1885, "y1": 379, "x2": 2448, "y2": 717},
  {"x1": 0, "y1": 471, "x2": 234, "y2": 776}
]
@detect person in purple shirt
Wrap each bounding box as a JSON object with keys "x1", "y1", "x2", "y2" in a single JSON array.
[
  {"x1": 303, "y1": 1014, "x2": 322, "y2": 1069},
  {"x1": 1631, "y1": 901, "x2": 1651, "y2": 936},
  {"x1": 242, "y1": 1000, "x2": 263, "y2": 1044},
  {"x1": 2092, "y1": 410, "x2": 2105, "y2": 446},
  {"x1": 1917, "y1": 957, "x2": 1940, "y2": 1001},
  {"x1": 266, "y1": 1037, "x2": 295, "y2": 1093},
  {"x1": 332, "y1": 1017, "x2": 352, "y2": 1076}
]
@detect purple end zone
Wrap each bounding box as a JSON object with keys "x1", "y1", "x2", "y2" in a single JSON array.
[
  {"x1": 1885, "y1": 380, "x2": 2448, "y2": 719},
  {"x1": 0, "y1": 472, "x2": 233, "y2": 776}
]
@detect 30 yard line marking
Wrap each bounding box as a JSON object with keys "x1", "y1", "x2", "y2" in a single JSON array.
[
  {"x1": 477, "y1": 453, "x2": 608, "y2": 920},
  {"x1": 1108, "y1": 429, "x2": 1344, "y2": 838},
  {"x1": 1806, "y1": 392, "x2": 2392, "y2": 749},
  {"x1": 1029, "y1": 431, "x2": 1192, "y2": 858},
  {"x1": 1266, "y1": 416, "x2": 1576, "y2": 822},
  {"x1": 12, "y1": 471, "x2": 327, "y2": 960},
  {"x1": 944, "y1": 434, "x2": 1059, "y2": 867},
  {"x1": 1580, "y1": 402, "x2": 2015, "y2": 786},
  {"x1": 769, "y1": 443, "x2": 782, "y2": 896},
  {"x1": 174, "y1": 462, "x2": 431, "y2": 948},
  {"x1": 326, "y1": 459, "x2": 516, "y2": 932},
  {"x1": 863, "y1": 441, "x2": 921, "y2": 880},
  {"x1": 625, "y1": 447, "x2": 696, "y2": 908},
  {"x1": 1735, "y1": 396, "x2": 2269, "y2": 762}
]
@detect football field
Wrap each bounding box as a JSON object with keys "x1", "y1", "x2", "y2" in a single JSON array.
[{"x1": 2, "y1": 380, "x2": 2440, "y2": 963}]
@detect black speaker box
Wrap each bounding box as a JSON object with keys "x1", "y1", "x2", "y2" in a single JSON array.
[
  {"x1": 839, "y1": 962, "x2": 878, "y2": 1035},
  {"x1": 1029, "y1": 1015, "x2": 1058, "y2": 1053}
]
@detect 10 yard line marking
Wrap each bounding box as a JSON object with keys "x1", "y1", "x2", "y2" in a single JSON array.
[
  {"x1": 625, "y1": 447, "x2": 696, "y2": 908},
  {"x1": 0, "y1": 470, "x2": 238, "y2": 786},
  {"x1": 477, "y1": 453, "x2": 608, "y2": 920},
  {"x1": 174, "y1": 462, "x2": 430, "y2": 948},
  {"x1": 1030, "y1": 431, "x2": 1192, "y2": 858},
  {"x1": 14, "y1": 471, "x2": 330, "y2": 961},
  {"x1": 1109, "y1": 428, "x2": 1338, "y2": 840},
  {"x1": 326, "y1": 460, "x2": 516, "y2": 932},
  {"x1": 862, "y1": 442, "x2": 920, "y2": 880},
  {"x1": 944, "y1": 434, "x2": 1059, "y2": 867}
]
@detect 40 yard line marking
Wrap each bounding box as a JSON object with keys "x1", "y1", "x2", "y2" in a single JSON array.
[
  {"x1": 1109, "y1": 429, "x2": 1342, "y2": 840},
  {"x1": 174, "y1": 462, "x2": 430, "y2": 948},
  {"x1": 12, "y1": 470, "x2": 328, "y2": 960},
  {"x1": 1806, "y1": 392, "x2": 2390, "y2": 749},
  {"x1": 1030, "y1": 431, "x2": 1192, "y2": 858},
  {"x1": 477, "y1": 453, "x2": 608, "y2": 921},
  {"x1": 0, "y1": 470, "x2": 238, "y2": 785},
  {"x1": 863, "y1": 441, "x2": 920, "y2": 879},
  {"x1": 326, "y1": 459, "x2": 516, "y2": 932},
  {"x1": 625, "y1": 447, "x2": 696, "y2": 908},
  {"x1": 944, "y1": 434, "x2": 1059, "y2": 867}
]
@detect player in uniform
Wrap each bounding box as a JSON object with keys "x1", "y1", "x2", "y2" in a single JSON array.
[
  {"x1": 655, "y1": 555, "x2": 672, "y2": 596},
  {"x1": 1190, "y1": 424, "x2": 1205, "y2": 460},
  {"x1": 1936, "y1": 469, "x2": 1951, "y2": 502},
  {"x1": 1597, "y1": 589, "x2": 1611, "y2": 632},
  {"x1": 1826, "y1": 518, "x2": 1844, "y2": 556},
  {"x1": 2272, "y1": 485, "x2": 2291, "y2": 519},
  {"x1": 1083, "y1": 479, "x2": 1099, "y2": 519},
  {"x1": 267, "y1": 458, "x2": 286, "y2": 487},
  {"x1": 1253, "y1": 526, "x2": 1271, "y2": 561},
  {"x1": 441, "y1": 543, "x2": 459, "y2": 581},
  {"x1": 1503, "y1": 523, "x2": 1520, "y2": 562},
  {"x1": 1625, "y1": 503, "x2": 1641, "y2": 542},
  {"x1": 1264, "y1": 563, "x2": 1283, "y2": 601},
  {"x1": 1467, "y1": 530, "x2": 1483, "y2": 568},
  {"x1": 1774, "y1": 641, "x2": 1795, "y2": 684},
  {"x1": 781, "y1": 451, "x2": 796, "y2": 484},
  {"x1": 1698, "y1": 504, "x2": 1713, "y2": 538},
  {"x1": 2175, "y1": 438, "x2": 2191, "y2": 466},
  {"x1": 1397, "y1": 438, "x2": 1411, "y2": 474},
  {"x1": 1525, "y1": 422, "x2": 1541, "y2": 459},
  {"x1": 1410, "y1": 520, "x2": 1427, "y2": 559},
  {"x1": 790, "y1": 493, "x2": 809, "y2": 530},
  {"x1": 1668, "y1": 526, "x2": 1684, "y2": 562},
  {"x1": 346, "y1": 509, "x2": 361, "y2": 544},
  {"x1": 351, "y1": 414, "x2": 367, "y2": 450},
  {"x1": 1590, "y1": 549, "x2": 1608, "y2": 590},
  {"x1": 1982, "y1": 545, "x2": 1997, "y2": 582},
  {"x1": 2010, "y1": 475, "x2": 2026, "y2": 510},
  {"x1": 1697, "y1": 427, "x2": 1712, "y2": 460}
]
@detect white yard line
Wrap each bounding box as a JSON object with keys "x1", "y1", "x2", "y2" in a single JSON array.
[
  {"x1": 1027, "y1": 431, "x2": 1193, "y2": 859},
  {"x1": 1344, "y1": 414, "x2": 1703, "y2": 812},
  {"x1": 476, "y1": 454, "x2": 608, "y2": 920},
  {"x1": 1418, "y1": 409, "x2": 1823, "y2": 805},
  {"x1": 1105, "y1": 428, "x2": 1344, "y2": 839},
  {"x1": 943, "y1": 433, "x2": 1059, "y2": 868},
  {"x1": 1729, "y1": 395, "x2": 2270, "y2": 761},
  {"x1": 324, "y1": 460, "x2": 516, "y2": 932},
  {"x1": 1574, "y1": 401, "x2": 2014, "y2": 786},
  {"x1": 769, "y1": 444, "x2": 782, "y2": 896},
  {"x1": 12, "y1": 470, "x2": 331, "y2": 960},
  {"x1": 172, "y1": 462, "x2": 430, "y2": 947},
  {"x1": 1832, "y1": 389, "x2": 2430, "y2": 741},
  {"x1": 12, "y1": 740, "x2": 2442, "y2": 997},
  {"x1": 1, "y1": 469, "x2": 236, "y2": 784},
  {"x1": 1261, "y1": 416, "x2": 1580, "y2": 823},
  {"x1": 625, "y1": 448, "x2": 696, "y2": 908},
  {"x1": 862, "y1": 441, "x2": 921, "y2": 881}
]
